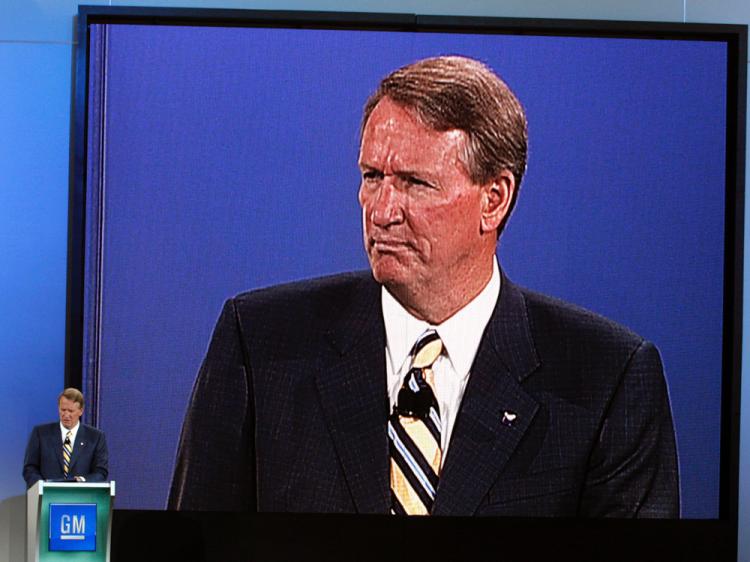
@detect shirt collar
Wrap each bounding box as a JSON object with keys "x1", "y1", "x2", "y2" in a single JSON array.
[
  {"x1": 381, "y1": 258, "x2": 501, "y2": 377},
  {"x1": 60, "y1": 422, "x2": 80, "y2": 436}
]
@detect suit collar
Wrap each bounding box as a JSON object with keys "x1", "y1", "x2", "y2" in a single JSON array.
[
  {"x1": 314, "y1": 270, "x2": 542, "y2": 515},
  {"x1": 323, "y1": 273, "x2": 382, "y2": 356},
  {"x1": 43, "y1": 423, "x2": 68, "y2": 474},
  {"x1": 49, "y1": 422, "x2": 90, "y2": 475},
  {"x1": 433, "y1": 271, "x2": 542, "y2": 515},
  {"x1": 67, "y1": 424, "x2": 90, "y2": 473},
  {"x1": 314, "y1": 274, "x2": 391, "y2": 513},
  {"x1": 487, "y1": 270, "x2": 540, "y2": 382}
]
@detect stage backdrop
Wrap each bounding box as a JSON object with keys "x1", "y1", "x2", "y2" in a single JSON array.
[{"x1": 82, "y1": 22, "x2": 727, "y2": 516}]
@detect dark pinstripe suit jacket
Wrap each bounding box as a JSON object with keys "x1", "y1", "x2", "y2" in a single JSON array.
[{"x1": 169, "y1": 271, "x2": 679, "y2": 517}]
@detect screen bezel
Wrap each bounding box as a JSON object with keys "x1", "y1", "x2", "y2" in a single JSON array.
[{"x1": 68, "y1": 5, "x2": 746, "y2": 558}]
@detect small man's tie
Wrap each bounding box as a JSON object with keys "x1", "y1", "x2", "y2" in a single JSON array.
[{"x1": 62, "y1": 431, "x2": 73, "y2": 477}]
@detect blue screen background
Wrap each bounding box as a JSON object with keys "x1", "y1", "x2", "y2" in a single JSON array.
[{"x1": 86, "y1": 24, "x2": 726, "y2": 516}]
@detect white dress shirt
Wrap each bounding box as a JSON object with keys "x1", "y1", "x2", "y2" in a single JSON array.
[
  {"x1": 59, "y1": 421, "x2": 84, "y2": 480},
  {"x1": 382, "y1": 258, "x2": 501, "y2": 464},
  {"x1": 60, "y1": 421, "x2": 80, "y2": 446}
]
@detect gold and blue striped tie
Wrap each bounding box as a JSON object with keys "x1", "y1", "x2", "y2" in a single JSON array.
[
  {"x1": 62, "y1": 431, "x2": 73, "y2": 477},
  {"x1": 389, "y1": 330, "x2": 443, "y2": 515}
]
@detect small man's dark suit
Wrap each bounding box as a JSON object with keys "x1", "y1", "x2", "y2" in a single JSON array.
[
  {"x1": 23, "y1": 422, "x2": 109, "y2": 488},
  {"x1": 169, "y1": 271, "x2": 679, "y2": 516}
]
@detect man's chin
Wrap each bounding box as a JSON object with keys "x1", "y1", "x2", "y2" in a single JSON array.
[
  {"x1": 371, "y1": 266, "x2": 423, "y2": 296},
  {"x1": 370, "y1": 261, "x2": 404, "y2": 285}
]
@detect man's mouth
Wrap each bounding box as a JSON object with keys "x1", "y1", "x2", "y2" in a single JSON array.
[{"x1": 370, "y1": 238, "x2": 410, "y2": 250}]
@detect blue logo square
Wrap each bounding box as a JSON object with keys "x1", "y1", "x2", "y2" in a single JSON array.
[{"x1": 49, "y1": 503, "x2": 97, "y2": 552}]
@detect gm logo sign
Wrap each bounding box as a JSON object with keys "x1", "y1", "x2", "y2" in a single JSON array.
[{"x1": 49, "y1": 503, "x2": 97, "y2": 551}]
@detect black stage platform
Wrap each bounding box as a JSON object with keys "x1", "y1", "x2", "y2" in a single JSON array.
[{"x1": 111, "y1": 510, "x2": 733, "y2": 562}]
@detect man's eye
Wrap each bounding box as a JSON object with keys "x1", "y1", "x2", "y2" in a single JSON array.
[
  {"x1": 362, "y1": 170, "x2": 383, "y2": 181},
  {"x1": 407, "y1": 176, "x2": 431, "y2": 187}
]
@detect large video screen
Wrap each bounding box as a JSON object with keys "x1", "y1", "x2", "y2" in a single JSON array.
[{"x1": 72, "y1": 9, "x2": 743, "y2": 522}]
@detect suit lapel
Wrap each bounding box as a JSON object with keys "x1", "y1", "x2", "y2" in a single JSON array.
[
  {"x1": 433, "y1": 274, "x2": 541, "y2": 516},
  {"x1": 67, "y1": 425, "x2": 86, "y2": 473},
  {"x1": 314, "y1": 275, "x2": 391, "y2": 514},
  {"x1": 49, "y1": 424, "x2": 66, "y2": 474}
]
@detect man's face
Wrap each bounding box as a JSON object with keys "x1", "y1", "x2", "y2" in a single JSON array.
[
  {"x1": 358, "y1": 98, "x2": 489, "y2": 302},
  {"x1": 59, "y1": 397, "x2": 83, "y2": 430}
]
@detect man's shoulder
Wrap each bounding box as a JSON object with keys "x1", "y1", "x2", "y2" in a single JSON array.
[
  {"x1": 521, "y1": 287, "x2": 641, "y2": 338},
  {"x1": 79, "y1": 423, "x2": 106, "y2": 438},
  {"x1": 216, "y1": 271, "x2": 379, "y2": 354},
  {"x1": 516, "y1": 285, "x2": 646, "y2": 359},
  {"x1": 27, "y1": 423, "x2": 59, "y2": 447},
  {"x1": 231, "y1": 270, "x2": 377, "y2": 319},
  {"x1": 31, "y1": 422, "x2": 59, "y2": 434},
  {"x1": 504, "y1": 284, "x2": 665, "y2": 402}
]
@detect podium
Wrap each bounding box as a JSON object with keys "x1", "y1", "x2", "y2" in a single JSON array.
[{"x1": 26, "y1": 481, "x2": 115, "y2": 562}]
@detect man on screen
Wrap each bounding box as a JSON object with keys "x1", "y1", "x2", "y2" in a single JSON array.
[
  {"x1": 169, "y1": 56, "x2": 679, "y2": 516},
  {"x1": 23, "y1": 388, "x2": 109, "y2": 487}
]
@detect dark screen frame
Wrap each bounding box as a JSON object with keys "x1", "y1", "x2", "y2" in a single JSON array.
[{"x1": 68, "y1": 6, "x2": 746, "y2": 560}]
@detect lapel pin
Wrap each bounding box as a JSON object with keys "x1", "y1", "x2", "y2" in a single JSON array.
[{"x1": 501, "y1": 411, "x2": 517, "y2": 426}]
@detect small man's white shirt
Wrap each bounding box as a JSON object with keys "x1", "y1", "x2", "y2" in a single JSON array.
[
  {"x1": 59, "y1": 421, "x2": 85, "y2": 480},
  {"x1": 59, "y1": 421, "x2": 80, "y2": 446}
]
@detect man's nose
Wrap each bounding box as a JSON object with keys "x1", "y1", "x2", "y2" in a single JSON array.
[{"x1": 370, "y1": 180, "x2": 404, "y2": 227}]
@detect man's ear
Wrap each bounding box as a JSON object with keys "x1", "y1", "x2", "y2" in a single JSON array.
[{"x1": 480, "y1": 169, "x2": 515, "y2": 234}]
